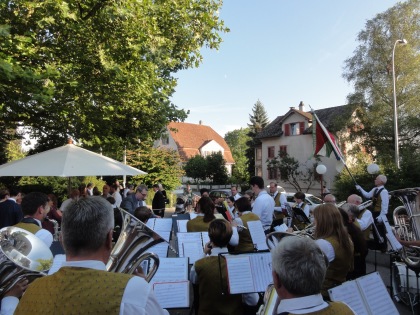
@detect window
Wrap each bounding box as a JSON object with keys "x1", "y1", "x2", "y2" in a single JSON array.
[
  {"x1": 268, "y1": 146, "x2": 275, "y2": 159},
  {"x1": 256, "y1": 148, "x2": 262, "y2": 160},
  {"x1": 279, "y1": 145, "x2": 287, "y2": 157},
  {"x1": 161, "y1": 134, "x2": 169, "y2": 145},
  {"x1": 285, "y1": 122, "x2": 305, "y2": 136},
  {"x1": 256, "y1": 167, "x2": 262, "y2": 177},
  {"x1": 268, "y1": 167, "x2": 278, "y2": 180}
]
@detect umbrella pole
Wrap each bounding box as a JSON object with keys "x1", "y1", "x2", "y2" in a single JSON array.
[{"x1": 68, "y1": 177, "x2": 71, "y2": 196}]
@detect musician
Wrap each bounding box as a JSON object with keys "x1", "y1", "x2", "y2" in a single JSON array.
[
  {"x1": 313, "y1": 203, "x2": 354, "y2": 298},
  {"x1": 323, "y1": 194, "x2": 336, "y2": 204},
  {"x1": 356, "y1": 175, "x2": 388, "y2": 252},
  {"x1": 271, "y1": 236, "x2": 355, "y2": 314},
  {"x1": 270, "y1": 182, "x2": 288, "y2": 222},
  {"x1": 291, "y1": 191, "x2": 310, "y2": 230},
  {"x1": 14, "y1": 192, "x2": 53, "y2": 248},
  {"x1": 249, "y1": 176, "x2": 275, "y2": 233},
  {"x1": 8, "y1": 196, "x2": 168, "y2": 315},
  {"x1": 187, "y1": 197, "x2": 239, "y2": 246},
  {"x1": 233, "y1": 197, "x2": 260, "y2": 252},
  {"x1": 338, "y1": 207, "x2": 368, "y2": 280},
  {"x1": 190, "y1": 219, "x2": 258, "y2": 315},
  {"x1": 346, "y1": 194, "x2": 373, "y2": 241}
]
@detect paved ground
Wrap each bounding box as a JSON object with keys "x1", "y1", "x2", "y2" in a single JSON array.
[{"x1": 162, "y1": 207, "x2": 417, "y2": 315}]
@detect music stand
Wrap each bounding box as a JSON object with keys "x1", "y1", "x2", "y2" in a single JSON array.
[{"x1": 291, "y1": 207, "x2": 311, "y2": 225}]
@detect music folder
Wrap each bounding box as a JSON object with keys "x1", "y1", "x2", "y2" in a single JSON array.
[
  {"x1": 220, "y1": 251, "x2": 272, "y2": 294},
  {"x1": 328, "y1": 272, "x2": 399, "y2": 315},
  {"x1": 292, "y1": 207, "x2": 311, "y2": 224}
]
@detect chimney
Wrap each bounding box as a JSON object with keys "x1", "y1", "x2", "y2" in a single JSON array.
[
  {"x1": 199, "y1": 120, "x2": 202, "y2": 125},
  {"x1": 299, "y1": 101, "x2": 304, "y2": 111}
]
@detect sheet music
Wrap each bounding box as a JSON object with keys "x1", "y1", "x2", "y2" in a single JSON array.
[
  {"x1": 153, "y1": 281, "x2": 190, "y2": 308},
  {"x1": 226, "y1": 256, "x2": 255, "y2": 293},
  {"x1": 247, "y1": 220, "x2": 268, "y2": 251},
  {"x1": 329, "y1": 280, "x2": 369, "y2": 315},
  {"x1": 158, "y1": 231, "x2": 171, "y2": 242},
  {"x1": 273, "y1": 223, "x2": 288, "y2": 232},
  {"x1": 48, "y1": 254, "x2": 66, "y2": 275},
  {"x1": 182, "y1": 241, "x2": 203, "y2": 264},
  {"x1": 150, "y1": 257, "x2": 188, "y2": 285},
  {"x1": 249, "y1": 253, "x2": 272, "y2": 292},
  {"x1": 177, "y1": 232, "x2": 202, "y2": 256},
  {"x1": 146, "y1": 218, "x2": 155, "y2": 229},
  {"x1": 146, "y1": 242, "x2": 169, "y2": 258},
  {"x1": 357, "y1": 272, "x2": 399, "y2": 315},
  {"x1": 201, "y1": 232, "x2": 210, "y2": 248},
  {"x1": 177, "y1": 220, "x2": 189, "y2": 233},
  {"x1": 153, "y1": 218, "x2": 173, "y2": 233}
]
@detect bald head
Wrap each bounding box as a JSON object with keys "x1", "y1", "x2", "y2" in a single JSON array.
[
  {"x1": 323, "y1": 194, "x2": 336, "y2": 204},
  {"x1": 347, "y1": 194, "x2": 362, "y2": 206},
  {"x1": 375, "y1": 174, "x2": 387, "y2": 186}
]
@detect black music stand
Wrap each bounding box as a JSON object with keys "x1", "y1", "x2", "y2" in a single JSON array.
[{"x1": 292, "y1": 207, "x2": 311, "y2": 225}]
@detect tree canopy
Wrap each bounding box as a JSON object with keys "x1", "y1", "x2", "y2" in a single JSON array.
[
  {"x1": 0, "y1": 0, "x2": 228, "y2": 156},
  {"x1": 224, "y1": 127, "x2": 251, "y2": 184},
  {"x1": 343, "y1": 0, "x2": 420, "y2": 164}
]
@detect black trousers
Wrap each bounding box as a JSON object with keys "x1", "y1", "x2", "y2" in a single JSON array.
[{"x1": 372, "y1": 211, "x2": 387, "y2": 252}]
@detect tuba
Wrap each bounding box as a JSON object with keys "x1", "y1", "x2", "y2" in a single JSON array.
[
  {"x1": 0, "y1": 226, "x2": 53, "y2": 298},
  {"x1": 390, "y1": 188, "x2": 420, "y2": 272},
  {"x1": 106, "y1": 209, "x2": 176, "y2": 282}
]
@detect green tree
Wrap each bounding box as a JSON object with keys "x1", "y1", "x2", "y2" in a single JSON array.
[
  {"x1": 184, "y1": 155, "x2": 207, "y2": 184},
  {"x1": 267, "y1": 152, "x2": 316, "y2": 192},
  {"x1": 342, "y1": 0, "x2": 420, "y2": 165},
  {"x1": 0, "y1": 0, "x2": 228, "y2": 153},
  {"x1": 224, "y1": 128, "x2": 251, "y2": 184},
  {"x1": 126, "y1": 145, "x2": 184, "y2": 191},
  {"x1": 206, "y1": 152, "x2": 228, "y2": 184},
  {"x1": 246, "y1": 100, "x2": 270, "y2": 176}
]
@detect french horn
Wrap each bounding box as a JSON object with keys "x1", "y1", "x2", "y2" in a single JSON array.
[
  {"x1": 106, "y1": 208, "x2": 177, "y2": 282},
  {"x1": 0, "y1": 226, "x2": 53, "y2": 298}
]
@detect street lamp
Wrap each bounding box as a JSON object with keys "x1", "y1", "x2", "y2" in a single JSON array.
[
  {"x1": 316, "y1": 164, "x2": 327, "y2": 199},
  {"x1": 392, "y1": 38, "x2": 407, "y2": 169}
]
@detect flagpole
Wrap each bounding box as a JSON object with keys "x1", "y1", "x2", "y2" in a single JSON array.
[{"x1": 309, "y1": 105, "x2": 358, "y2": 185}]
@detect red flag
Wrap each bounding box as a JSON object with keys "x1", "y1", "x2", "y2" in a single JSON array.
[{"x1": 312, "y1": 112, "x2": 344, "y2": 161}]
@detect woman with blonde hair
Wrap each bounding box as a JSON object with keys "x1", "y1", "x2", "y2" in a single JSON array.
[{"x1": 313, "y1": 203, "x2": 354, "y2": 298}]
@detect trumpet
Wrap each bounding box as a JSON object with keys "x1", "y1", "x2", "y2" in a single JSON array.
[
  {"x1": 0, "y1": 227, "x2": 53, "y2": 298},
  {"x1": 106, "y1": 209, "x2": 177, "y2": 282}
]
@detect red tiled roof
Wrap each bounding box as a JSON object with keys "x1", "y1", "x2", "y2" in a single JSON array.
[{"x1": 168, "y1": 122, "x2": 234, "y2": 164}]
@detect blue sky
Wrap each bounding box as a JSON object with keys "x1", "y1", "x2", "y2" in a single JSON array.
[{"x1": 170, "y1": 1, "x2": 400, "y2": 137}]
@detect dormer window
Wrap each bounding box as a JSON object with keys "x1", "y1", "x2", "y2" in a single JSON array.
[{"x1": 284, "y1": 122, "x2": 305, "y2": 136}]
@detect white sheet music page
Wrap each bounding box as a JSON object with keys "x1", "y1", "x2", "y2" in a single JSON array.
[
  {"x1": 357, "y1": 272, "x2": 399, "y2": 315},
  {"x1": 158, "y1": 230, "x2": 171, "y2": 243},
  {"x1": 328, "y1": 280, "x2": 369, "y2": 315},
  {"x1": 150, "y1": 257, "x2": 188, "y2": 285},
  {"x1": 177, "y1": 220, "x2": 189, "y2": 233},
  {"x1": 201, "y1": 232, "x2": 210, "y2": 249},
  {"x1": 189, "y1": 212, "x2": 198, "y2": 220},
  {"x1": 177, "y1": 232, "x2": 202, "y2": 257},
  {"x1": 247, "y1": 220, "x2": 268, "y2": 251},
  {"x1": 153, "y1": 218, "x2": 173, "y2": 233},
  {"x1": 182, "y1": 241, "x2": 204, "y2": 264},
  {"x1": 146, "y1": 218, "x2": 155, "y2": 229},
  {"x1": 153, "y1": 281, "x2": 190, "y2": 308},
  {"x1": 249, "y1": 253, "x2": 272, "y2": 292},
  {"x1": 146, "y1": 242, "x2": 169, "y2": 258},
  {"x1": 225, "y1": 256, "x2": 255, "y2": 293}
]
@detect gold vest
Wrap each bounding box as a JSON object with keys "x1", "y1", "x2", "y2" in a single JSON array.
[
  {"x1": 14, "y1": 222, "x2": 41, "y2": 234},
  {"x1": 373, "y1": 193, "x2": 382, "y2": 212},
  {"x1": 195, "y1": 256, "x2": 243, "y2": 315},
  {"x1": 273, "y1": 193, "x2": 284, "y2": 220},
  {"x1": 187, "y1": 216, "x2": 213, "y2": 232},
  {"x1": 321, "y1": 237, "x2": 353, "y2": 298},
  {"x1": 286, "y1": 301, "x2": 354, "y2": 315},
  {"x1": 15, "y1": 267, "x2": 133, "y2": 315},
  {"x1": 235, "y1": 213, "x2": 260, "y2": 253}
]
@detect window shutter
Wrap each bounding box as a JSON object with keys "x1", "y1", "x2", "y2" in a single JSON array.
[
  {"x1": 284, "y1": 124, "x2": 290, "y2": 136},
  {"x1": 299, "y1": 122, "x2": 305, "y2": 134}
]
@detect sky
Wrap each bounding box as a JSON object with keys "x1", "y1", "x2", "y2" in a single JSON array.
[{"x1": 170, "y1": 1, "x2": 400, "y2": 137}]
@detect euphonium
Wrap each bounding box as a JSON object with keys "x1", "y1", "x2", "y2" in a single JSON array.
[
  {"x1": 390, "y1": 188, "x2": 420, "y2": 272},
  {"x1": 106, "y1": 208, "x2": 176, "y2": 282},
  {"x1": 0, "y1": 226, "x2": 53, "y2": 298}
]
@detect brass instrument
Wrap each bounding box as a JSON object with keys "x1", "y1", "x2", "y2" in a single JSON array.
[
  {"x1": 106, "y1": 209, "x2": 177, "y2": 282},
  {"x1": 391, "y1": 188, "x2": 420, "y2": 272},
  {"x1": 358, "y1": 200, "x2": 372, "y2": 210},
  {"x1": 256, "y1": 283, "x2": 277, "y2": 315},
  {"x1": 0, "y1": 226, "x2": 53, "y2": 298},
  {"x1": 356, "y1": 200, "x2": 384, "y2": 244}
]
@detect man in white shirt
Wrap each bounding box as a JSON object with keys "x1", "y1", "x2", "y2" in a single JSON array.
[
  {"x1": 347, "y1": 194, "x2": 373, "y2": 232},
  {"x1": 271, "y1": 236, "x2": 354, "y2": 314},
  {"x1": 250, "y1": 176, "x2": 274, "y2": 233},
  {"x1": 231, "y1": 185, "x2": 241, "y2": 201},
  {"x1": 13, "y1": 192, "x2": 53, "y2": 247},
  {"x1": 2, "y1": 196, "x2": 168, "y2": 315}
]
